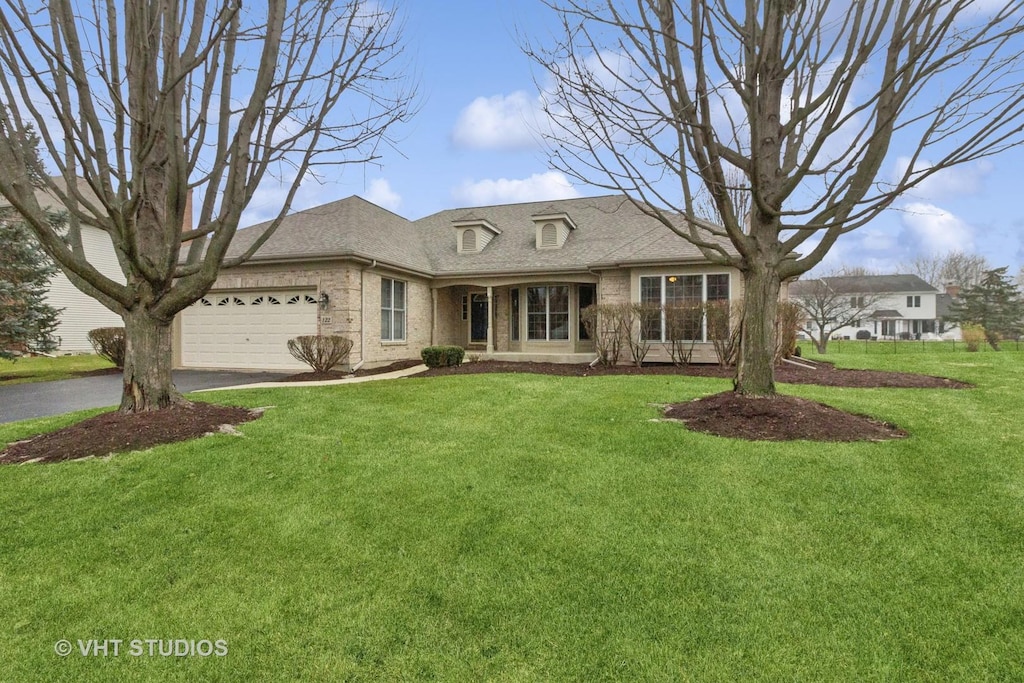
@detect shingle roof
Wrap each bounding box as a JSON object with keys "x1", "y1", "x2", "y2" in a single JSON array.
[
  {"x1": 870, "y1": 309, "x2": 903, "y2": 318},
  {"x1": 223, "y1": 195, "x2": 432, "y2": 274},
  {"x1": 789, "y1": 274, "x2": 938, "y2": 296},
  {"x1": 414, "y1": 194, "x2": 733, "y2": 276},
  {"x1": 221, "y1": 193, "x2": 736, "y2": 276},
  {"x1": 936, "y1": 293, "x2": 954, "y2": 318}
]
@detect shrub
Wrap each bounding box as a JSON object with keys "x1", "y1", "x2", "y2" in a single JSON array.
[
  {"x1": 286, "y1": 335, "x2": 353, "y2": 373},
  {"x1": 961, "y1": 324, "x2": 986, "y2": 352},
  {"x1": 421, "y1": 345, "x2": 465, "y2": 368},
  {"x1": 581, "y1": 304, "x2": 627, "y2": 366},
  {"x1": 664, "y1": 302, "x2": 702, "y2": 366},
  {"x1": 625, "y1": 303, "x2": 656, "y2": 366},
  {"x1": 87, "y1": 327, "x2": 126, "y2": 367},
  {"x1": 855, "y1": 329, "x2": 872, "y2": 340},
  {"x1": 705, "y1": 300, "x2": 740, "y2": 367}
]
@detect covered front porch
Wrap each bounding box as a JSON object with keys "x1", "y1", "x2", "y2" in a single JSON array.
[{"x1": 431, "y1": 276, "x2": 599, "y2": 360}]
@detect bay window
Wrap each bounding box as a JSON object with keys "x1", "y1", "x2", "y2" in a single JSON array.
[{"x1": 527, "y1": 286, "x2": 569, "y2": 340}]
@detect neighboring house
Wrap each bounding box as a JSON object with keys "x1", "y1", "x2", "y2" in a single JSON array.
[
  {"x1": 0, "y1": 179, "x2": 124, "y2": 352},
  {"x1": 173, "y1": 194, "x2": 745, "y2": 370},
  {"x1": 789, "y1": 274, "x2": 960, "y2": 341}
]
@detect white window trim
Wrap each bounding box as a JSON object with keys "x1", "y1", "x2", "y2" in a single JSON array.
[
  {"x1": 639, "y1": 273, "x2": 731, "y2": 343},
  {"x1": 526, "y1": 285, "x2": 570, "y2": 341},
  {"x1": 381, "y1": 277, "x2": 407, "y2": 342}
]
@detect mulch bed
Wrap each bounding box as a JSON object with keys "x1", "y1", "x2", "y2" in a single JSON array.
[
  {"x1": 663, "y1": 392, "x2": 907, "y2": 442},
  {"x1": 420, "y1": 359, "x2": 972, "y2": 389},
  {"x1": 0, "y1": 402, "x2": 260, "y2": 465},
  {"x1": 279, "y1": 358, "x2": 423, "y2": 382}
]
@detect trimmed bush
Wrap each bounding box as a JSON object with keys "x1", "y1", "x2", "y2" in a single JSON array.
[
  {"x1": 421, "y1": 345, "x2": 465, "y2": 368},
  {"x1": 855, "y1": 330, "x2": 872, "y2": 340},
  {"x1": 87, "y1": 327, "x2": 126, "y2": 367},
  {"x1": 286, "y1": 335, "x2": 353, "y2": 373}
]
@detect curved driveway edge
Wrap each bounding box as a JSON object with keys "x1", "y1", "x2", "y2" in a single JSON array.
[{"x1": 0, "y1": 370, "x2": 291, "y2": 425}]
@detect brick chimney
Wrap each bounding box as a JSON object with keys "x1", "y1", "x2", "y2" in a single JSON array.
[{"x1": 183, "y1": 188, "x2": 193, "y2": 233}]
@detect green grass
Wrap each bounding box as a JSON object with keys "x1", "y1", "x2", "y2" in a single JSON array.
[
  {"x1": 0, "y1": 354, "x2": 114, "y2": 385},
  {"x1": 798, "y1": 338, "x2": 1024, "y2": 355},
  {"x1": 1, "y1": 352, "x2": 1023, "y2": 681}
]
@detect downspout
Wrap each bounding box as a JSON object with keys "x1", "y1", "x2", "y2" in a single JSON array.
[{"x1": 354, "y1": 260, "x2": 377, "y2": 371}]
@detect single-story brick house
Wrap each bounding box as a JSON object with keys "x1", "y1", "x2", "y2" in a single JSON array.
[{"x1": 172, "y1": 194, "x2": 745, "y2": 370}]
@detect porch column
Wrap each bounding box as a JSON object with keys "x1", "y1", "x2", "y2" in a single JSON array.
[{"x1": 486, "y1": 285, "x2": 494, "y2": 354}]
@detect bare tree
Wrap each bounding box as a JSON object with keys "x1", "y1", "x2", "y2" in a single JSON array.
[
  {"x1": 902, "y1": 251, "x2": 991, "y2": 290},
  {"x1": 526, "y1": 0, "x2": 1024, "y2": 396},
  {"x1": 0, "y1": 1, "x2": 414, "y2": 411},
  {"x1": 789, "y1": 276, "x2": 882, "y2": 353}
]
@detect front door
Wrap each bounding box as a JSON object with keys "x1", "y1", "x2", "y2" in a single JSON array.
[{"x1": 470, "y1": 294, "x2": 488, "y2": 343}]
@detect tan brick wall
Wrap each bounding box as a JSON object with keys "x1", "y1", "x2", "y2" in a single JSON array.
[
  {"x1": 434, "y1": 286, "x2": 467, "y2": 347},
  {"x1": 362, "y1": 268, "x2": 432, "y2": 367},
  {"x1": 598, "y1": 269, "x2": 630, "y2": 304}
]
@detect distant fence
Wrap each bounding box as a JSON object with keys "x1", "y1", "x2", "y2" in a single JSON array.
[{"x1": 799, "y1": 339, "x2": 1024, "y2": 354}]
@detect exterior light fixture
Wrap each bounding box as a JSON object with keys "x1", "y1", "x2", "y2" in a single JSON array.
[{"x1": 318, "y1": 292, "x2": 330, "y2": 310}]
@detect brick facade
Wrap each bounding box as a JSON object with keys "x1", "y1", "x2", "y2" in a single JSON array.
[{"x1": 175, "y1": 259, "x2": 746, "y2": 369}]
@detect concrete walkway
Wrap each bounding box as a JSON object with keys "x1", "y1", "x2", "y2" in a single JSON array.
[{"x1": 197, "y1": 364, "x2": 429, "y2": 391}]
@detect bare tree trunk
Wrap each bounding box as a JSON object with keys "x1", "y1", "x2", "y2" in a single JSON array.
[
  {"x1": 815, "y1": 335, "x2": 828, "y2": 354},
  {"x1": 735, "y1": 266, "x2": 781, "y2": 397},
  {"x1": 120, "y1": 308, "x2": 183, "y2": 412}
]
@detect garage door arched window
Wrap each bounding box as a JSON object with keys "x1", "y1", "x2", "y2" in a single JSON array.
[{"x1": 381, "y1": 278, "x2": 406, "y2": 342}]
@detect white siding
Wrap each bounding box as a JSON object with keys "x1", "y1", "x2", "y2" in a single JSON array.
[{"x1": 45, "y1": 226, "x2": 125, "y2": 352}]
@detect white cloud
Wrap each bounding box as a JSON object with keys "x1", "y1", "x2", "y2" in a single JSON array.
[
  {"x1": 898, "y1": 202, "x2": 976, "y2": 255},
  {"x1": 452, "y1": 171, "x2": 580, "y2": 206},
  {"x1": 451, "y1": 91, "x2": 545, "y2": 150},
  {"x1": 360, "y1": 178, "x2": 401, "y2": 212},
  {"x1": 893, "y1": 158, "x2": 993, "y2": 201},
  {"x1": 238, "y1": 172, "x2": 336, "y2": 228}
]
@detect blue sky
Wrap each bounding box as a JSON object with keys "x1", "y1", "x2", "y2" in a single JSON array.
[{"x1": 240, "y1": 1, "x2": 1024, "y2": 277}]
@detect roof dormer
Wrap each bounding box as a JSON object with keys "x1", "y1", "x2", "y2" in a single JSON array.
[
  {"x1": 453, "y1": 218, "x2": 500, "y2": 254},
  {"x1": 532, "y1": 210, "x2": 576, "y2": 250}
]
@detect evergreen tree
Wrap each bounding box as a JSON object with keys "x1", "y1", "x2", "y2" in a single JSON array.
[
  {"x1": 946, "y1": 267, "x2": 1024, "y2": 350},
  {"x1": 0, "y1": 208, "x2": 62, "y2": 359}
]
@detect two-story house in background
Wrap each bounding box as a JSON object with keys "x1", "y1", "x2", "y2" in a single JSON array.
[{"x1": 790, "y1": 273, "x2": 961, "y2": 341}]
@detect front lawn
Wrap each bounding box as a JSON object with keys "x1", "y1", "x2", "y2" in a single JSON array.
[
  {"x1": 1, "y1": 353, "x2": 1021, "y2": 681},
  {"x1": 0, "y1": 354, "x2": 115, "y2": 386}
]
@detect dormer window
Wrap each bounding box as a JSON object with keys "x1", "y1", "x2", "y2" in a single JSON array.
[
  {"x1": 453, "y1": 217, "x2": 501, "y2": 254},
  {"x1": 533, "y1": 211, "x2": 577, "y2": 249}
]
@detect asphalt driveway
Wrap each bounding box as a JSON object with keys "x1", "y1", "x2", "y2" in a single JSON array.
[{"x1": 0, "y1": 369, "x2": 289, "y2": 424}]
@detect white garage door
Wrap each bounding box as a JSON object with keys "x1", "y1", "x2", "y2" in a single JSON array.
[{"x1": 180, "y1": 291, "x2": 319, "y2": 370}]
